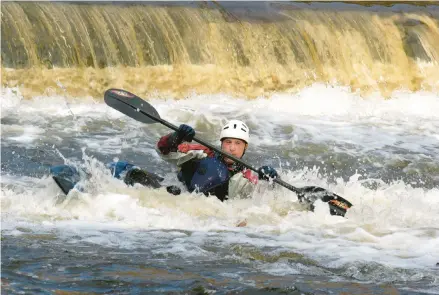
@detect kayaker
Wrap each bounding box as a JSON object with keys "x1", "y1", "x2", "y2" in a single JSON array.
[{"x1": 156, "y1": 120, "x2": 278, "y2": 201}]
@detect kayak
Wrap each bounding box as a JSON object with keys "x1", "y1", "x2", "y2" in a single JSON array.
[
  {"x1": 49, "y1": 160, "x2": 351, "y2": 217},
  {"x1": 50, "y1": 161, "x2": 181, "y2": 195}
]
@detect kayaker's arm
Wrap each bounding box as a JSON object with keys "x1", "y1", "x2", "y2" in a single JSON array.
[
  {"x1": 156, "y1": 126, "x2": 213, "y2": 166},
  {"x1": 228, "y1": 172, "x2": 258, "y2": 199},
  {"x1": 157, "y1": 124, "x2": 195, "y2": 155},
  {"x1": 155, "y1": 145, "x2": 210, "y2": 166},
  {"x1": 156, "y1": 132, "x2": 178, "y2": 155}
]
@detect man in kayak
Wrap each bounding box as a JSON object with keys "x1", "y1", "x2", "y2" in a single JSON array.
[
  {"x1": 50, "y1": 120, "x2": 277, "y2": 200},
  {"x1": 156, "y1": 120, "x2": 278, "y2": 201}
]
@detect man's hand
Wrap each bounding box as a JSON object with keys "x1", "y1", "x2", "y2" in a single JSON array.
[
  {"x1": 257, "y1": 165, "x2": 278, "y2": 181},
  {"x1": 174, "y1": 124, "x2": 195, "y2": 144}
]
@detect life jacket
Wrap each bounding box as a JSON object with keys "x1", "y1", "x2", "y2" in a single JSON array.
[{"x1": 178, "y1": 156, "x2": 231, "y2": 201}]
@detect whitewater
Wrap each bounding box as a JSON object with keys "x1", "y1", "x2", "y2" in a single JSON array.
[{"x1": 2, "y1": 84, "x2": 439, "y2": 294}]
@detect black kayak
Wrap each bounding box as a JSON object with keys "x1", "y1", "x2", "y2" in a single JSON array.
[
  {"x1": 50, "y1": 161, "x2": 351, "y2": 217},
  {"x1": 50, "y1": 161, "x2": 181, "y2": 196}
]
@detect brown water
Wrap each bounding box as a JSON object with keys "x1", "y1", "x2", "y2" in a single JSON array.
[{"x1": 2, "y1": 1, "x2": 439, "y2": 99}]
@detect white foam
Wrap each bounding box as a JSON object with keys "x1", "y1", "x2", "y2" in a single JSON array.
[
  {"x1": 0, "y1": 87, "x2": 128, "y2": 121},
  {"x1": 147, "y1": 84, "x2": 439, "y2": 159},
  {"x1": 3, "y1": 125, "x2": 45, "y2": 144},
  {"x1": 2, "y1": 165, "x2": 438, "y2": 268},
  {"x1": 2, "y1": 85, "x2": 439, "y2": 277}
]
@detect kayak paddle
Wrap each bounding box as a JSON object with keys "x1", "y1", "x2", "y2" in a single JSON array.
[{"x1": 104, "y1": 88, "x2": 353, "y2": 217}]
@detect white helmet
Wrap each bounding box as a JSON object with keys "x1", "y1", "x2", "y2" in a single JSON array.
[{"x1": 220, "y1": 120, "x2": 250, "y2": 144}]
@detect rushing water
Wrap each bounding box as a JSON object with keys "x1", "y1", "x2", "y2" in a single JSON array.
[
  {"x1": 2, "y1": 85, "x2": 439, "y2": 294},
  {"x1": 2, "y1": 2, "x2": 439, "y2": 99},
  {"x1": 2, "y1": 1, "x2": 439, "y2": 294}
]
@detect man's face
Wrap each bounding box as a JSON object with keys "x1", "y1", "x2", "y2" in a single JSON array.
[{"x1": 221, "y1": 138, "x2": 247, "y2": 164}]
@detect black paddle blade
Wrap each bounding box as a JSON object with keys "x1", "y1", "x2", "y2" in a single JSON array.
[
  {"x1": 104, "y1": 89, "x2": 160, "y2": 124},
  {"x1": 297, "y1": 186, "x2": 353, "y2": 217}
]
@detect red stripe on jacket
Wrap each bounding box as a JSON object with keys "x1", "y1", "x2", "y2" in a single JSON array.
[
  {"x1": 177, "y1": 143, "x2": 214, "y2": 157},
  {"x1": 157, "y1": 133, "x2": 214, "y2": 157}
]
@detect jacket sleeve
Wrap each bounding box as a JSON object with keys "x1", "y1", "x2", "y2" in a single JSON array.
[
  {"x1": 228, "y1": 169, "x2": 258, "y2": 199},
  {"x1": 156, "y1": 133, "x2": 213, "y2": 166},
  {"x1": 156, "y1": 132, "x2": 178, "y2": 155}
]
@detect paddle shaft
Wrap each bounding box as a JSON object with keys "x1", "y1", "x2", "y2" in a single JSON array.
[{"x1": 124, "y1": 101, "x2": 302, "y2": 194}]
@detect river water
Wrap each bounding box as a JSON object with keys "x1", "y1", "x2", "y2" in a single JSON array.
[
  {"x1": 2, "y1": 1, "x2": 439, "y2": 294},
  {"x1": 2, "y1": 84, "x2": 439, "y2": 294}
]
